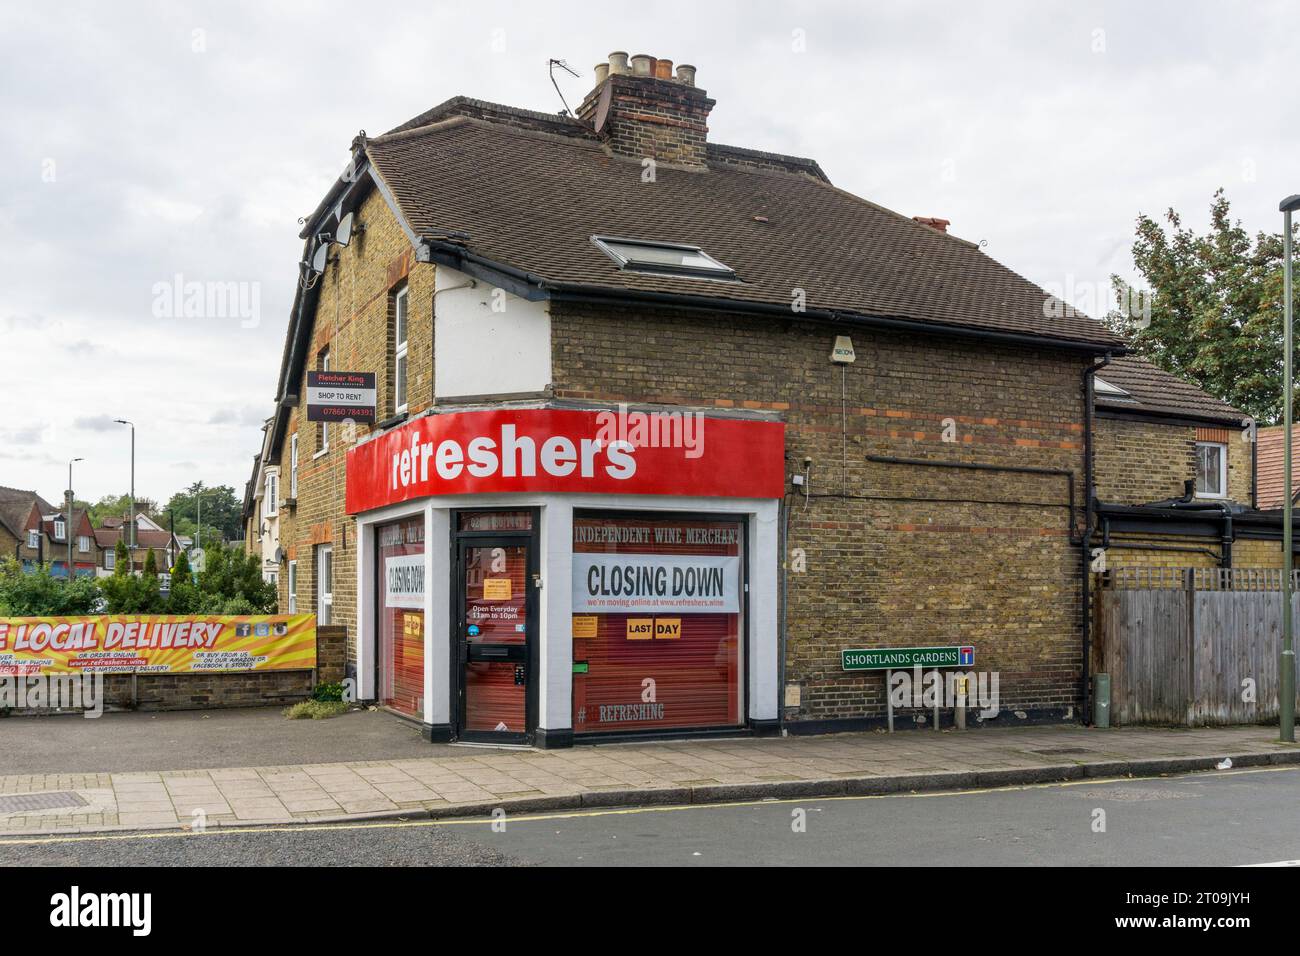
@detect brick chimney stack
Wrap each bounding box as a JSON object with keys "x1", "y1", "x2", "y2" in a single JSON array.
[
  {"x1": 912, "y1": 216, "x2": 951, "y2": 233},
  {"x1": 577, "y1": 51, "x2": 714, "y2": 168}
]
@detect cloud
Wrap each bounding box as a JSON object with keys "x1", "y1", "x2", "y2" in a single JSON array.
[
  {"x1": 73, "y1": 415, "x2": 124, "y2": 432},
  {"x1": 1, "y1": 0, "x2": 1297, "y2": 502}
]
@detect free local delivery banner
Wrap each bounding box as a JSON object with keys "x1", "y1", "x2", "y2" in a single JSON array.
[{"x1": 0, "y1": 614, "x2": 317, "y2": 676}]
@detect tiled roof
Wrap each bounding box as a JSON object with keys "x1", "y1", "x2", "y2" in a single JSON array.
[
  {"x1": 363, "y1": 104, "x2": 1124, "y2": 349},
  {"x1": 0, "y1": 486, "x2": 49, "y2": 540},
  {"x1": 1094, "y1": 354, "x2": 1247, "y2": 424},
  {"x1": 1256, "y1": 425, "x2": 1300, "y2": 510}
]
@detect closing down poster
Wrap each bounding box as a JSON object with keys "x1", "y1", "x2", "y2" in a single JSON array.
[{"x1": 572, "y1": 553, "x2": 741, "y2": 614}]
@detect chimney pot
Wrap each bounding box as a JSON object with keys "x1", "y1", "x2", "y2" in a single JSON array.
[
  {"x1": 630, "y1": 53, "x2": 653, "y2": 76},
  {"x1": 593, "y1": 62, "x2": 609, "y2": 85},
  {"x1": 608, "y1": 51, "x2": 629, "y2": 75},
  {"x1": 676, "y1": 63, "x2": 696, "y2": 85},
  {"x1": 655, "y1": 58, "x2": 673, "y2": 79}
]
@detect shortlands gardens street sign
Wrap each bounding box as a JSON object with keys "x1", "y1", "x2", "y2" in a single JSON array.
[{"x1": 842, "y1": 646, "x2": 975, "y2": 671}]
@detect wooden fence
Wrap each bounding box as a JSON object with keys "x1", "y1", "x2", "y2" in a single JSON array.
[{"x1": 1097, "y1": 567, "x2": 1300, "y2": 725}]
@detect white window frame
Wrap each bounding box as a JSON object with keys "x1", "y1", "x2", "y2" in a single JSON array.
[
  {"x1": 265, "y1": 473, "x2": 278, "y2": 517},
  {"x1": 394, "y1": 285, "x2": 409, "y2": 414},
  {"x1": 317, "y1": 545, "x2": 333, "y2": 625},
  {"x1": 104, "y1": 549, "x2": 115, "y2": 571},
  {"x1": 287, "y1": 559, "x2": 298, "y2": 614},
  {"x1": 290, "y1": 433, "x2": 299, "y2": 498},
  {"x1": 315, "y1": 349, "x2": 330, "y2": 458},
  {"x1": 77, "y1": 535, "x2": 90, "y2": 553},
  {"x1": 26, "y1": 530, "x2": 38, "y2": 549},
  {"x1": 1195, "y1": 441, "x2": 1228, "y2": 499},
  {"x1": 53, "y1": 519, "x2": 65, "y2": 541}
]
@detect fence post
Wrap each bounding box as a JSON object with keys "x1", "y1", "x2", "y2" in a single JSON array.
[{"x1": 1185, "y1": 567, "x2": 1196, "y2": 725}]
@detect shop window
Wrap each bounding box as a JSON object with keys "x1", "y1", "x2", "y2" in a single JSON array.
[
  {"x1": 1195, "y1": 441, "x2": 1227, "y2": 498},
  {"x1": 571, "y1": 513, "x2": 744, "y2": 734},
  {"x1": 377, "y1": 516, "x2": 425, "y2": 717}
]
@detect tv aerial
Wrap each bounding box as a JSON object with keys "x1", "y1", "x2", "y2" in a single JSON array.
[{"x1": 549, "y1": 58, "x2": 580, "y2": 116}]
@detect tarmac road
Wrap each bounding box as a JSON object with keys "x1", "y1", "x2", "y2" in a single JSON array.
[{"x1": 3, "y1": 765, "x2": 1300, "y2": 867}]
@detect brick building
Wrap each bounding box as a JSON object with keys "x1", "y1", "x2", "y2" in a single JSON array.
[{"x1": 244, "y1": 49, "x2": 1285, "y2": 746}]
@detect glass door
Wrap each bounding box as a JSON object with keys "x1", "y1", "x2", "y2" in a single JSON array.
[{"x1": 456, "y1": 536, "x2": 534, "y2": 743}]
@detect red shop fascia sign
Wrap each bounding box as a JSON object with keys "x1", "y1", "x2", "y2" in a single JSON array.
[{"x1": 345, "y1": 408, "x2": 785, "y2": 513}]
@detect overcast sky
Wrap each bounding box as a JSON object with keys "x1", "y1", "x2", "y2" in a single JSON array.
[{"x1": 1, "y1": 0, "x2": 1295, "y2": 506}]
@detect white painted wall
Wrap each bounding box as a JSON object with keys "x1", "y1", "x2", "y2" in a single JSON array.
[{"x1": 434, "y1": 265, "x2": 551, "y2": 399}]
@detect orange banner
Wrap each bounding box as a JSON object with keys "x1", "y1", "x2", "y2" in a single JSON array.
[{"x1": 0, "y1": 614, "x2": 317, "y2": 676}]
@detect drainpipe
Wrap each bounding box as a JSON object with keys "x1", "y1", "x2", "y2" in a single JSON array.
[
  {"x1": 1081, "y1": 352, "x2": 1112, "y2": 726},
  {"x1": 778, "y1": 495, "x2": 790, "y2": 734}
]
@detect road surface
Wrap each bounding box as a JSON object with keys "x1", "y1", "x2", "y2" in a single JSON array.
[{"x1": 3, "y1": 765, "x2": 1299, "y2": 866}]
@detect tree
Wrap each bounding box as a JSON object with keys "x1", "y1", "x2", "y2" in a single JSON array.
[
  {"x1": 77, "y1": 493, "x2": 160, "y2": 528},
  {"x1": 0, "y1": 558, "x2": 101, "y2": 616},
  {"x1": 1107, "y1": 188, "x2": 1295, "y2": 425},
  {"x1": 101, "y1": 540, "x2": 164, "y2": 613},
  {"x1": 193, "y1": 544, "x2": 277, "y2": 614},
  {"x1": 167, "y1": 549, "x2": 200, "y2": 613},
  {"x1": 164, "y1": 483, "x2": 242, "y2": 546}
]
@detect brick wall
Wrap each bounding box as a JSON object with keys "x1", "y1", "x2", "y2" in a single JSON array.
[
  {"x1": 550, "y1": 300, "x2": 1091, "y2": 724},
  {"x1": 283, "y1": 187, "x2": 435, "y2": 657},
  {"x1": 7, "y1": 625, "x2": 348, "y2": 714},
  {"x1": 1094, "y1": 416, "x2": 1252, "y2": 505}
]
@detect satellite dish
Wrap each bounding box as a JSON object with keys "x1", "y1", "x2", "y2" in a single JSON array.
[
  {"x1": 274, "y1": 546, "x2": 285, "y2": 563},
  {"x1": 593, "y1": 82, "x2": 613, "y2": 134},
  {"x1": 335, "y1": 212, "x2": 354, "y2": 247},
  {"x1": 310, "y1": 243, "x2": 329, "y2": 274}
]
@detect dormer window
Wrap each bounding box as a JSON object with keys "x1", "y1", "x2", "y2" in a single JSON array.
[
  {"x1": 53, "y1": 519, "x2": 65, "y2": 541},
  {"x1": 592, "y1": 236, "x2": 736, "y2": 280},
  {"x1": 1093, "y1": 377, "x2": 1129, "y2": 397}
]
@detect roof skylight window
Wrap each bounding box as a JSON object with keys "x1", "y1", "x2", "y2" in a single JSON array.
[
  {"x1": 1093, "y1": 377, "x2": 1131, "y2": 397},
  {"x1": 592, "y1": 236, "x2": 737, "y2": 280}
]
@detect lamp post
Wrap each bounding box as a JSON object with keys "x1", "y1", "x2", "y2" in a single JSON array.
[
  {"x1": 113, "y1": 419, "x2": 135, "y2": 558},
  {"x1": 66, "y1": 457, "x2": 83, "y2": 580},
  {"x1": 1280, "y1": 194, "x2": 1300, "y2": 744}
]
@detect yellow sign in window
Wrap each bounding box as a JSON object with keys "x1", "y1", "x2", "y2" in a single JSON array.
[
  {"x1": 572, "y1": 615, "x2": 598, "y2": 639},
  {"x1": 626, "y1": 618, "x2": 654, "y2": 640},
  {"x1": 482, "y1": 578, "x2": 512, "y2": 601},
  {"x1": 654, "y1": 618, "x2": 682, "y2": 640}
]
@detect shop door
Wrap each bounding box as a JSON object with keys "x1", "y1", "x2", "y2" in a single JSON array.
[{"x1": 455, "y1": 537, "x2": 535, "y2": 743}]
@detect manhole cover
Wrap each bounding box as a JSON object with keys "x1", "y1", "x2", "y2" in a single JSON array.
[
  {"x1": 1031, "y1": 747, "x2": 1093, "y2": 756},
  {"x1": 0, "y1": 791, "x2": 89, "y2": 814}
]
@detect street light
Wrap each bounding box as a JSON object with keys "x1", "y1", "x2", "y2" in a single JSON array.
[
  {"x1": 1280, "y1": 194, "x2": 1300, "y2": 744},
  {"x1": 113, "y1": 419, "x2": 135, "y2": 556},
  {"x1": 66, "y1": 457, "x2": 83, "y2": 580}
]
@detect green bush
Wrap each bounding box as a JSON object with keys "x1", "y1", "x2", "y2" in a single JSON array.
[
  {"x1": 312, "y1": 681, "x2": 345, "y2": 702},
  {"x1": 195, "y1": 545, "x2": 277, "y2": 614},
  {"x1": 0, "y1": 558, "x2": 101, "y2": 616}
]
